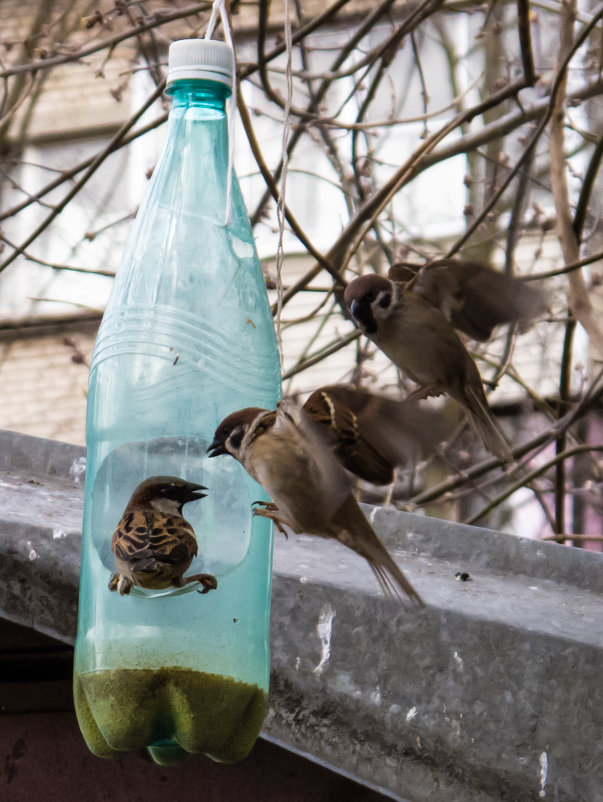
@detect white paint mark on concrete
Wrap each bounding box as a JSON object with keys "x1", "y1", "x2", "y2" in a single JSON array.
[
  {"x1": 539, "y1": 751, "x2": 548, "y2": 797},
  {"x1": 371, "y1": 686, "x2": 382, "y2": 706},
  {"x1": 453, "y1": 650, "x2": 464, "y2": 668},
  {"x1": 333, "y1": 671, "x2": 362, "y2": 697},
  {"x1": 406, "y1": 706, "x2": 417, "y2": 721},
  {"x1": 388, "y1": 704, "x2": 401, "y2": 719},
  {"x1": 294, "y1": 656, "x2": 301, "y2": 671},
  {"x1": 69, "y1": 456, "x2": 87, "y2": 482},
  {"x1": 313, "y1": 602, "x2": 335, "y2": 674},
  {"x1": 53, "y1": 529, "x2": 67, "y2": 539},
  {"x1": 368, "y1": 506, "x2": 378, "y2": 524}
]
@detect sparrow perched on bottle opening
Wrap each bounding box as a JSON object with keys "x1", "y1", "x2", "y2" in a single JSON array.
[
  {"x1": 344, "y1": 274, "x2": 512, "y2": 461},
  {"x1": 207, "y1": 403, "x2": 424, "y2": 607},
  {"x1": 302, "y1": 384, "x2": 449, "y2": 485},
  {"x1": 388, "y1": 258, "x2": 547, "y2": 342},
  {"x1": 108, "y1": 476, "x2": 218, "y2": 596}
]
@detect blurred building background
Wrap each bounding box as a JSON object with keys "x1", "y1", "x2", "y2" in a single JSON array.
[{"x1": 0, "y1": 0, "x2": 601, "y2": 543}]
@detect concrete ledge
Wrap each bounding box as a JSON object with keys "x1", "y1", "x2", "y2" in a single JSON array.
[{"x1": 0, "y1": 429, "x2": 601, "y2": 801}]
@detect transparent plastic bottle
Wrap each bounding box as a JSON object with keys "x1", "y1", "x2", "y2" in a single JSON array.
[{"x1": 73, "y1": 40, "x2": 281, "y2": 765}]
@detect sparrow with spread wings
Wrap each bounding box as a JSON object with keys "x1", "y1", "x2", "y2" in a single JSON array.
[
  {"x1": 109, "y1": 476, "x2": 218, "y2": 596},
  {"x1": 208, "y1": 393, "x2": 425, "y2": 608},
  {"x1": 343, "y1": 261, "x2": 545, "y2": 461}
]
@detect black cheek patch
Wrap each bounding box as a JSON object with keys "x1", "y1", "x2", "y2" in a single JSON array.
[
  {"x1": 228, "y1": 426, "x2": 245, "y2": 451},
  {"x1": 378, "y1": 292, "x2": 391, "y2": 309},
  {"x1": 351, "y1": 299, "x2": 377, "y2": 335}
]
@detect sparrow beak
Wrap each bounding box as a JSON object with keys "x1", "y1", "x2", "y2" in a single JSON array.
[
  {"x1": 183, "y1": 482, "x2": 208, "y2": 501},
  {"x1": 207, "y1": 439, "x2": 227, "y2": 458},
  {"x1": 348, "y1": 296, "x2": 377, "y2": 334}
]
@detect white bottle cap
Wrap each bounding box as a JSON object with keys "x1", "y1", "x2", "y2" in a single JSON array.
[{"x1": 167, "y1": 39, "x2": 233, "y2": 89}]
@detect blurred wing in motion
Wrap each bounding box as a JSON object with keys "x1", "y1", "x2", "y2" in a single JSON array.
[
  {"x1": 303, "y1": 384, "x2": 450, "y2": 484},
  {"x1": 389, "y1": 259, "x2": 547, "y2": 341}
]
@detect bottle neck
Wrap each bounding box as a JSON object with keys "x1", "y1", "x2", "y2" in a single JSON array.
[
  {"x1": 155, "y1": 77, "x2": 238, "y2": 227},
  {"x1": 166, "y1": 79, "x2": 231, "y2": 116}
]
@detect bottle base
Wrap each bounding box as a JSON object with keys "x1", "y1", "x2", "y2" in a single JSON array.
[{"x1": 74, "y1": 666, "x2": 267, "y2": 764}]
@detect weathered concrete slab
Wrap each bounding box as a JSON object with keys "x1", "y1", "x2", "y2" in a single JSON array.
[
  {"x1": 0, "y1": 429, "x2": 601, "y2": 802},
  {"x1": 0, "y1": 431, "x2": 84, "y2": 643}
]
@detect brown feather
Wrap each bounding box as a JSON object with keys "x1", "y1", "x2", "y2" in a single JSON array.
[
  {"x1": 109, "y1": 477, "x2": 215, "y2": 595},
  {"x1": 329, "y1": 495, "x2": 424, "y2": 606},
  {"x1": 303, "y1": 388, "x2": 395, "y2": 484},
  {"x1": 210, "y1": 404, "x2": 424, "y2": 607},
  {"x1": 345, "y1": 276, "x2": 512, "y2": 461},
  {"x1": 390, "y1": 259, "x2": 547, "y2": 341}
]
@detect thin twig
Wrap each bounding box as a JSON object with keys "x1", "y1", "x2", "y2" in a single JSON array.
[
  {"x1": 521, "y1": 251, "x2": 603, "y2": 281},
  {"x1": 447, "y1": 5, "x2": 603, "y2": 259},
  {"x1": 236, "y1": 92, "x2": 342, "y2": 286},
  {"x1": 0, "y1": 113, "x2": 168, "y2": 223},
  {"x1": 466, "y1": 445, "x2": 603, "y2": 526},
  {"x1": 405, "y1": 381, "x2": 603, "y2": 509},
  {"x1": 281, "y1": 329, "x2": 360, "y2": 380},
  {"x1": 573, "y1": 133, "x2": 603, "y2": 242},
  {"x1": 516, "y1": 0, "x2": 538, "y2": 85},
  {"x1": 250, "y1": 0, "x2": 402, "y2": 226},
  {"x1": 0, "y1": 3, "x2": 213, "y2": 80},
  {"x1": 0, "y1": 82, "x2": 167, "y2": 274}
]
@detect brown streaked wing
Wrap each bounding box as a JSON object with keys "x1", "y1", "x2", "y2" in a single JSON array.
[
  {"x1": 112, "y1": 510, "x2": 197, "y2": 569},
  {"x1": 111, "y1": 510, "x2": 154, "y2": 562},
  {"x1": 146, "y1": 514, "x2": 198, "y2": 564},
  {"x1": 303, "y1": 387, "x2": 395, "y2": 485}
]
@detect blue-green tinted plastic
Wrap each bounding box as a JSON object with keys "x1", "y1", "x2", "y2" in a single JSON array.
[{"x1": 73, "y1": 78, "x2": 281, "y2": 764}]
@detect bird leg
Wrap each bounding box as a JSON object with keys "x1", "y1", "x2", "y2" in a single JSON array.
[
  {"x1": 252, "y1": 499, "x2": 279, "y2": 511},
  {"x1": 109, "y1": 573, "x2": 133, "y2": 595},
  {"x1": 404, "y1": 384, "x2": 442, "y2": 402},
  {"x1": 108, "y1": 572, "x2": 133, "y2": 595},
  {"x1": 252, "y1": 503, "x2": 290, "y2": 537},
  {"x1": 182, "y1": 573, "x2": 218, "y2": 594}
]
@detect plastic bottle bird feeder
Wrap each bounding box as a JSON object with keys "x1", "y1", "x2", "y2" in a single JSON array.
[{"x1": 73, "y1": 39, "x2": 281, "y2": 765}]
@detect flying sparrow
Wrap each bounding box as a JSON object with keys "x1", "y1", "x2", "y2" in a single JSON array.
[
  {"x1": 388, "y1": 259, "x2": 547, "y2": 341},
  {"x1": 302, "y1": 384, "x2": 449, "y2": 485},
  {"x1": 207, "y1": 403, "x2": 424, "y2": 607},
  {"x1": 108, "y1": 476, "x2": 218, "y2": 596},
  {"x1": 344, "y1": 274, "x2": 511, "y2": 461}
]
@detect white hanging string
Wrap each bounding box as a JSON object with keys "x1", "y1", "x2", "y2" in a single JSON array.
[
  {"x1": 205, "y1": 0, "x2": 237, "y2": 227},
  {"x1": 204, "y1": 0, "x2": 293, "y2": 363},
  {"x1": 275, "y1": 0, "x2": 293, "y2": 365}
]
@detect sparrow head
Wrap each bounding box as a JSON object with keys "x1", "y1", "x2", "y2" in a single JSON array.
[
  {"x1": 207, "y1": 407, "x2": 268, "y2": 461},
  {"x1": 126, "y1": 476, "x2": 208, "y2": 512},
  {"x1": 344, "y1": 274, "x2": 396, "y2": 334}
]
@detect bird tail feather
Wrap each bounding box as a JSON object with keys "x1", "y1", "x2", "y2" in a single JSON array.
[
  {"x1": 464, "y1": 386, "x2": 512, "y2": 462},
  {"x1": 334, "y1": 496, "x2": 424, "y2": 608}
]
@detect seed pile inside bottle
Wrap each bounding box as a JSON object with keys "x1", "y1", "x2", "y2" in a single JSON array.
[{"x1": 74, "y1": 667, "x2": 266, "y2": 763}]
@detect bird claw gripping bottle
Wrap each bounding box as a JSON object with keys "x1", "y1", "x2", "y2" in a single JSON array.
[{"x1": 73, "y1": 39, "x2": 281, "y2": 765}]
